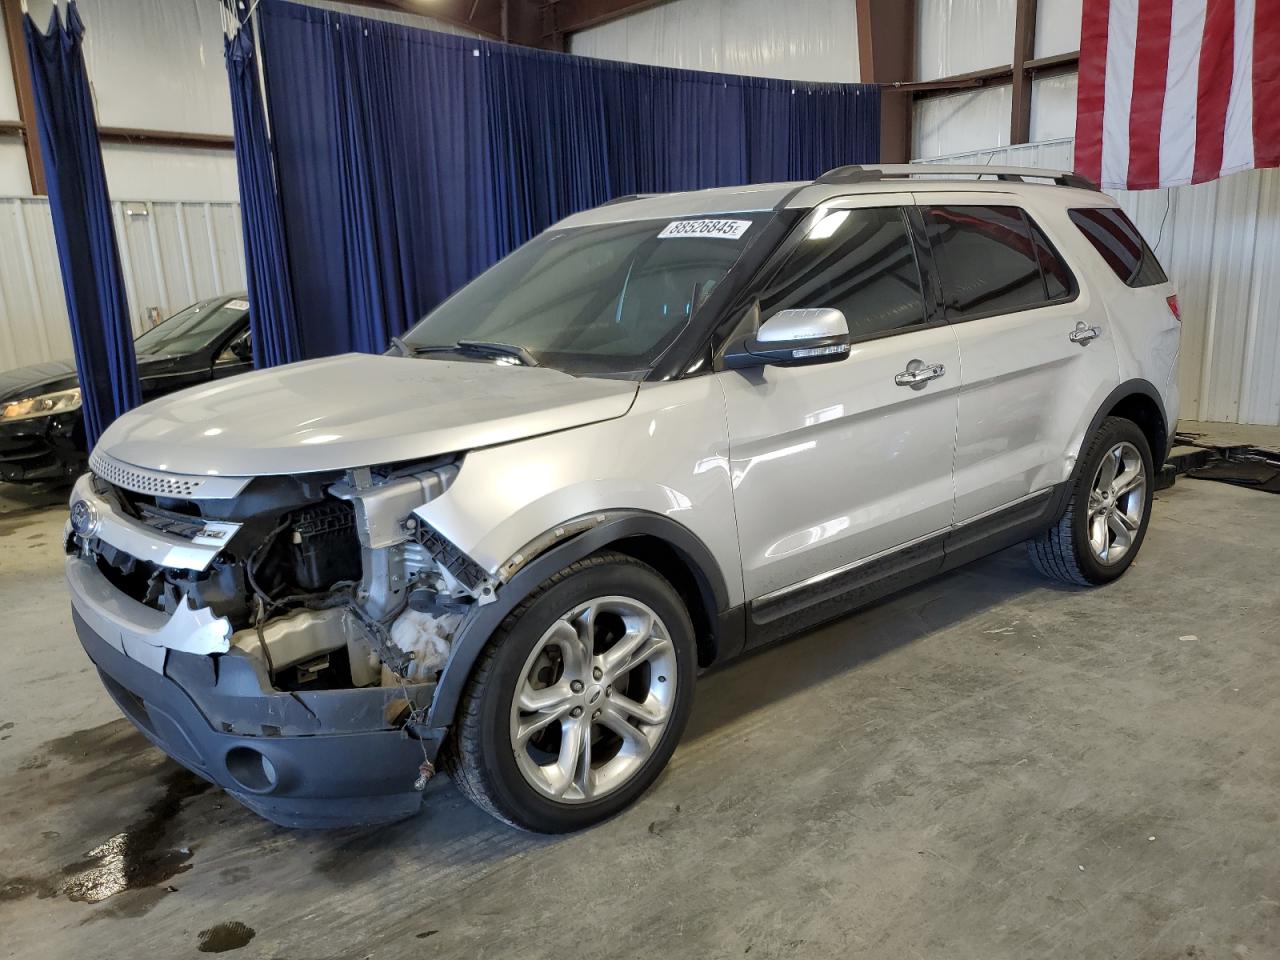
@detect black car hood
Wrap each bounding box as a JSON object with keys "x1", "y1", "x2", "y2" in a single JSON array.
[
  {"x1": 0, "y1": 353, "x2": 207, "y2": 404},
  {"x1": 0, "y1": 360, "x2": 78, "y2": 402}
]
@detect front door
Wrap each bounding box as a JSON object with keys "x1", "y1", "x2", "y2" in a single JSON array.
[{"x1": 717, "y1": 195, "x2": 961, "y2": 605}]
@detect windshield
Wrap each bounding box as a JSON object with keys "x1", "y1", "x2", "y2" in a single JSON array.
[
  {"x1": 134, "y1": 296, "x2": 248, "y2": 358},
  {"x1": 402, "y1": 214, "x2": 770, "y2": 377}
]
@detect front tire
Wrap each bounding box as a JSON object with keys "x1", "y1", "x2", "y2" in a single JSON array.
[
  {"x1": 1028, "y1": 416, "x2": 1155, "y2": 586},
  {"x1": 443, "y1": 552, "x2": 696, "y2": 832}
]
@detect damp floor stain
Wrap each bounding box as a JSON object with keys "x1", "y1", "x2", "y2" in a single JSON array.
[
  {"x1": 59, "y1": 768, "x2": 210, "y2": 904},
  {"x1": 197, "y1": 921, "x2": 256, "y2": 953},
  {"x1": 0, "y1": 766, "x2": 210, "y2": 909}
]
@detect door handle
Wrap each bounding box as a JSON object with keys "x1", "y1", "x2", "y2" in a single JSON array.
[
  {"x1": 894, "y1": 359, "x2": 946, "y2": 388},
  {"x1": 1069, "y1": 322, "x2": 1102, "y2": 345}
]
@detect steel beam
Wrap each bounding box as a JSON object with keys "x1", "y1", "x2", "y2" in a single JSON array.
[
  {"x1": 2, "y1": 0, "x2": 46, "y2": 194},
  {"x1": 856, "y1": 0, "x2": 915, "y2": 163},
  {"x1": 1010, "y1": 0, "x2": 1037, "y2": 144},
  {"x1": 98, "y1": 127, "x2": 234, "y2": 150}
]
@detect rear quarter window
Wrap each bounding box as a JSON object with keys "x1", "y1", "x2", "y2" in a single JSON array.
[{"x1": 1068, "y1": 207, "x2": 1168, "y2": 287}]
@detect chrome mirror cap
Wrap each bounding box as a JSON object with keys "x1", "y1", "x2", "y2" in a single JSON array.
[
  {"x1": 721, "y1": 307, "x2": 851, "y2": 370},
  {"x1": 756, "y1": 307, "x2": 849, "y2": 344}
]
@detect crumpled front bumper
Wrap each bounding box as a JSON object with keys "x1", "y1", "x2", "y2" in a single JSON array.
[{"x1": 68, "y1": 556, "x2": 440, "y2": 828}]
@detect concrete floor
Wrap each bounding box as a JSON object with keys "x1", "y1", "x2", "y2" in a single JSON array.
[{"x1": 0, "y1": 477, "x2": 1277, "y2": 960}]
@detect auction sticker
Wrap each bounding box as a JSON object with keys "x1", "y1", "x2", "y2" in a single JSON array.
[{"x1": 658, "y1": 219, "x2": 752, "y2": 240}]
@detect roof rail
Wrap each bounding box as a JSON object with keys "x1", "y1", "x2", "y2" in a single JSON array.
[{"x1": 816, "y1": 163, "x2": 1099, "y2": 191}]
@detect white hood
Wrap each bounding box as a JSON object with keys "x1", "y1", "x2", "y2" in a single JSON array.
[{"x1": 96, "y1": 354, "x2": 639, "y2": 477}]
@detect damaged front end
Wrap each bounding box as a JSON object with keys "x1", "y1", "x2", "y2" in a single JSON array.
[{"x1": 65, "y1": 452, "x2": 489, "y2": 827}]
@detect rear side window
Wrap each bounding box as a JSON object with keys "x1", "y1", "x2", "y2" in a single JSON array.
[
  {"x1": 922, "y1": 205, "x2": 1074, "y2": 321},
  {"x1": 1068, "y1": 207, "x2": 1168, "y2": 287},
  {"x1": 1032, "y1": 221, "x2": 1073, "y2": 300},
  {"x1": 761, "y1": 206, "x2": 927, "y2": 341}
]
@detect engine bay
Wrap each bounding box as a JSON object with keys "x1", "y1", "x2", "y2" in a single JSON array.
[{"x1": 73, "y1": 461, "x2": 472, "y2": 695}]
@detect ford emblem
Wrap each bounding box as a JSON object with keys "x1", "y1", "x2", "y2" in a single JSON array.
[{"x1": 69, "y1": 499, "x2": 100, "y2": 538}]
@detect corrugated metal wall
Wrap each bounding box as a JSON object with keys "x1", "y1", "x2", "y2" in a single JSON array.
[
  {"x1": 0, "y1": 197, "x2": 246, "y2": 372},
  {"x1": 922, "y1": 140, "x2": 1280, "y2": 427}
]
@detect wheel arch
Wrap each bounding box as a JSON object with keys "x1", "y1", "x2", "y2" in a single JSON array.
[
  {"x1": 1076, "y1": 379, "x2": 1170, "y2": 477},
  {"x1": 425, "y1": 510, "x2": 734, "y2": 732}
]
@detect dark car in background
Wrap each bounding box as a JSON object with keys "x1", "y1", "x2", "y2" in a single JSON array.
[{"x1": 0, "y1": 294, "x2": 253, "y2": 484}]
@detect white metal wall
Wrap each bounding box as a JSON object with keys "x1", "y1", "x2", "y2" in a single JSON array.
[
  {"x1": 913, "y1": 0, "x2": 1082, "y2": 159},
  {"x1": 920, "y1": 141, "x2": 1280, "y2": 427},
  {"x1": 1, "y1": 0, "x2": 473, "y2": 200},
  {"x1": 0, "y1": 197, "x2": 246, "y2": 371},
  {"x1": 570, "y1": 0, "x2": 860, "y2": 83},
  {"x1": 916, "y1": 0, "x2": 1015, "y2": 81}
]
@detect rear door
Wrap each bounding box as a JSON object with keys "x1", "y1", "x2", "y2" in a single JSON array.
[
  {"x1": 916, "y1": 194, "x2": 1118, "y2": 523},
  {"x1": 718, "y1": 194, "x2": 961, "y2": 603}
]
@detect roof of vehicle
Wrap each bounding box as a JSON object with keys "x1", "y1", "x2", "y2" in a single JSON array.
[{"x1": 557, "y1": 164, "x2": 1116, "y2": 229}]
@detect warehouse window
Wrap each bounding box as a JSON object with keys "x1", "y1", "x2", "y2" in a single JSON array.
[
  {"x1": 923, "y1": 205, "x2": 1071, "y2": 321},
  {"x1": 761, "y1": 206, "x2": 927, "y2": 342},
  {"x1": 1069, "y1": 207, "x2": 1169, "y2": 287}
]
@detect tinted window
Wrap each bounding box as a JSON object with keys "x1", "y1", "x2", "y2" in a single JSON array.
[
  {"x1": 760, "y1": 207, "x2": 926, "y2": 341},
  {"x1": 1069, "y1": 207, "x2": 1168, "y2": 287},
  {"x1": 1031, "y1": 220, "x2": 1075, "y2": 300},
  {"x1": 924, "y1": 206, "x2": 1049, "y2": 319}
]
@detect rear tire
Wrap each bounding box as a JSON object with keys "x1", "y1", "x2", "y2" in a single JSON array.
[
  {"x1": 442, "y1": 552, "x2": 696, "y2": 832},
  {"x1": 1028, "y1": 416, "x2": 1154, "y2": 586}
]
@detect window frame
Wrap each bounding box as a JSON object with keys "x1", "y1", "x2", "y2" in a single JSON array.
[
  {"x1": 916, "y1": 202, "x2": 1080, "y2": 327},
  {"x1": 752, "y1": 199, "x2": 949, "y2": 349}
]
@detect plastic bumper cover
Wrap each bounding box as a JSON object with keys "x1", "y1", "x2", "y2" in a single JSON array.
[{"x1": 68, "y1": 556, "x2": 440, "y2": 828}]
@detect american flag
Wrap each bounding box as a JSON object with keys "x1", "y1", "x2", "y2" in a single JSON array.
[{"x1": 1075, "y1": 0, "x2": 1280, "y2": 190}]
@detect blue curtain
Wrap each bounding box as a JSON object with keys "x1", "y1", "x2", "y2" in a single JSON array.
[
  {"x1": 225, "y1": 24, "x2": 304, "y2": 368},
  {"x1": 23, "y1": 2, "x2": 139, "y2": 446},
  {"x1": 256, "y1": 0, "x2": 880, "y2": 359}
]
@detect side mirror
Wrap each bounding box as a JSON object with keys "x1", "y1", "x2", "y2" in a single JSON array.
[
  {"x1": 219, "y1": 334, "x2": 252, "y2": 365},
  {"x1": 721, "y1": 307, "x2": 851, "y2": 370}
]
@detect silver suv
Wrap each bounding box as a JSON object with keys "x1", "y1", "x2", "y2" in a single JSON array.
[{"x1": 66, "y1": 165, "x2": 1181, "y2": 832}]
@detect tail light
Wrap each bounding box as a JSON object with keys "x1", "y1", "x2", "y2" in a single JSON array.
[{"x1": 1166, "y1": 294, "x2": 1181, "y2": 322}]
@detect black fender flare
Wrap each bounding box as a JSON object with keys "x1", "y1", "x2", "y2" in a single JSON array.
[
  {"x1": 1075, "y1": 378, "x2": 1171, "y2": 475},
  {"x1": 424, "y1": 510, "x2": 731, "y2": 731}
]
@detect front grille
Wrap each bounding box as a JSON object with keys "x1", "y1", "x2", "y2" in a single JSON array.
[
  {"x1": 89, "y1": 451, "x2": 205, "y2": 497},
  {"x1": 87, "y1": 451, "x2": 253, "y2": 500},
  {"x1": 135, "y1": 504, "x2": 211, "y2": 541}
]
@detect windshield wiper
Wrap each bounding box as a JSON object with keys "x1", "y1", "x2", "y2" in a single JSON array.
[
  {"x1": 392, "y1": 339, "x2": 539, "y2": 367},
  {"x1": 454, "y1": 340, "x2": 539, "y2": 367}
]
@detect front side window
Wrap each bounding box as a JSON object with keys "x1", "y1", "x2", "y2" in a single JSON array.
[
  {"x1": 1069, "y1": 207, "x2": 1168, "y2": 287},
  {"x1": 759, "y1": 206, "x2": 927, "y2": 341},
  {"x1": 923, "y1": 205, "x2": 1053, "y2": 320},
  {"x1": 216, "y1": 327, "x2": 253, "y2": 364},
  {"x1": 403, "y1": 214, "x2": 770, "y2": 377}
]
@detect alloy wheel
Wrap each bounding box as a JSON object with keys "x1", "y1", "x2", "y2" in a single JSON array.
[
  {"x1": 1086, "y1": 440, "x2": 1147, "y2": 565},
  {"x1": 509, "y1": 596, "x2": 677, "y2": 803}
]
